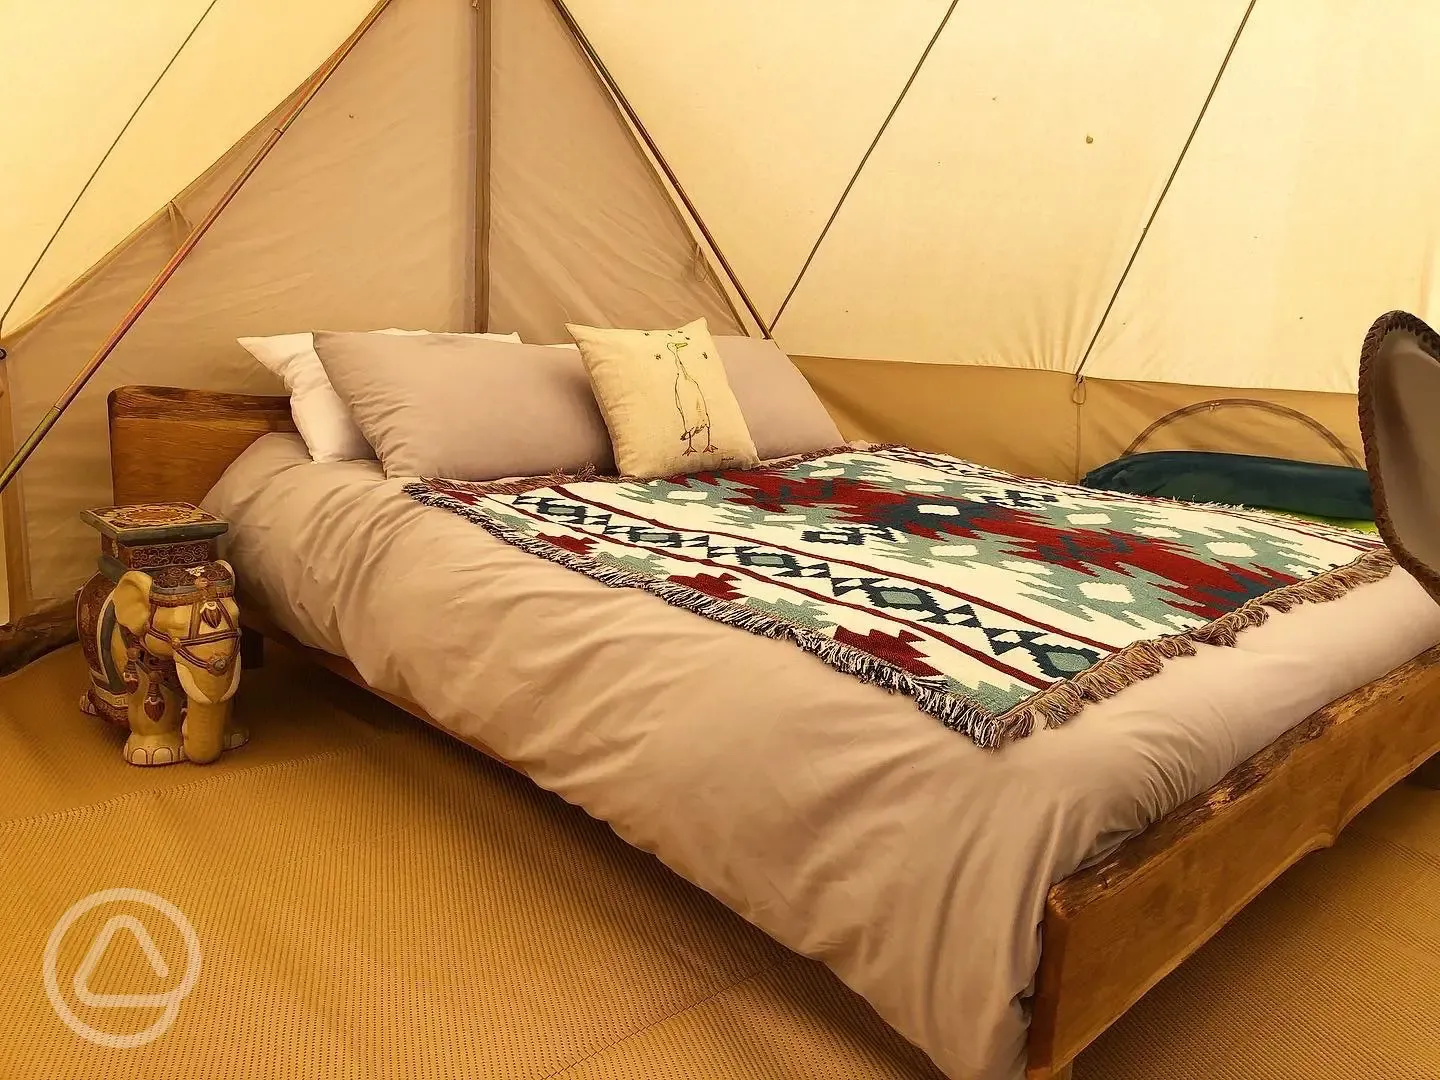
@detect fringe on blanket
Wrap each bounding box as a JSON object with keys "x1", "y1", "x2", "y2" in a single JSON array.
[
  {"x1": 994, "y1": 545, "x2": 1394, "y2": 742},
  {"x1": 404, "y1": 478, "x2": 1395, "y2": 751}
]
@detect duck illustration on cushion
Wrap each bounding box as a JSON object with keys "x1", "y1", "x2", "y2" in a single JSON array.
[
  {"x1": 568, "y1": 317, "x2": 757, "y2": 478},
  {"x1": 666, "y1": 338, "x2": 717, "y2": 455}
]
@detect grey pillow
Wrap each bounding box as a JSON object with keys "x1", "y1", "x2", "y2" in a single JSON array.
[
  {"x1": 313, "y1": 331, "x2": 614, "y2": 479},
  {"x1": 712, "y1": 335, "x2": 843, "y2": 459}
]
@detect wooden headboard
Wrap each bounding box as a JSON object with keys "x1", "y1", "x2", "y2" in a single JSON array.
[{"x1": 108, "y1": 385, "x2": 295, "y2": 506}]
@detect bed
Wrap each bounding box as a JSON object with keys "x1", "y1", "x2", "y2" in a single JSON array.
[{"x1": 109, "y1": 384, "x2": 1440, "y2": 1080}]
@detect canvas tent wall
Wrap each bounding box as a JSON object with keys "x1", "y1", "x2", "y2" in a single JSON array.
[
  {"x1": 0, "y1": 0, "x2": 742, "y2": 617},
  {"x1": 562, "y1": 0, "x2": 1440, "y2": 475},
  {"x1": 3, "y1": 0, "x2": 1439, "y2": 621}
]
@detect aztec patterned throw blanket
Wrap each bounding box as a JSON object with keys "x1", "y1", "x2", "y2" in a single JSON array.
[{"x1": 405, "y1": 446, "x2": 1392, "y2": 748}]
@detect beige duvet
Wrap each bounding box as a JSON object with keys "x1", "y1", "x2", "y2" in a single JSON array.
[{"x1": 205, "y1": 433, "x2": 1440, "y2": 1080}]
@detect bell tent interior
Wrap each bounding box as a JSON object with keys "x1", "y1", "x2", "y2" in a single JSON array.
[
  {"x1": 2, "y1": 1, "x2": 1438, "y2": 1079},
  {"x1": 6, "y1": 0, "x2": 1438, "y2": 619}
]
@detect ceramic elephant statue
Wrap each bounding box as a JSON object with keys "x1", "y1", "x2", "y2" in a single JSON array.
[{"x1": 108, "y1": 561, "x2": 248, "y2": 765}]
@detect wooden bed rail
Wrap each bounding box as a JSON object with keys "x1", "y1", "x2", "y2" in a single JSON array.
[{"x1": 1027, "y1": 646, "x2": 1440, "y2": 1077}]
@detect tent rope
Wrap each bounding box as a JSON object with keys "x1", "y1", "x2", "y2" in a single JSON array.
[
  {"x1": 0, "y1": 0, "x2": 396, "y2": 497},
  {"x1": 0, "y1": 0, "x2": 222, "y2": 341},
  {"x1": 1071, "y1": 0, "x2": 1257, "y2": 382},
  {"x1": 768, "y1": 0, "x2": 960, "y2": 336}
]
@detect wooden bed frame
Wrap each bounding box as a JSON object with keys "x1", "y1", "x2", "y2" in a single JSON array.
[{"x1": 108, "y1": 384, "x2": 1440, "y2": 1080}]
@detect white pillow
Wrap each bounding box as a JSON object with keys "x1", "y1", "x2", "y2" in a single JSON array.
[{"x1": 238, "y1": 329, "x2": 521, "y2": 462}]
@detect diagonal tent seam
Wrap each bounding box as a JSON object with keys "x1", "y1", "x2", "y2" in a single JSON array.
[
  {"x1": 0, "y1": 0, "x2": 398, "y2": 506},
  {"x1": 0, "y1": 86, "x2": 312, "y2": 348},
  {"x1": 1070, "y1": 0, "x2": 1258, "y2": 384},
  {"x1": 551, "y1": 0, "x2": 767, "y2": 338},
  {"x1": 767, "y1": 0, "x2": 961, "y2": 337},
  {"x1": 0, "y1": 0, "x2": 223, "y2": 340}
]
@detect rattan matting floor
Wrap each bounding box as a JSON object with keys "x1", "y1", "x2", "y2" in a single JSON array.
[{"x1": 0, "y1": 646, "x2": 1434, "y2": 1079}]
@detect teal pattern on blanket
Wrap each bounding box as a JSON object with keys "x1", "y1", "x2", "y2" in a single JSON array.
[{"x1": 404, "y1": 446, "x2": 1392, "y2": 749}]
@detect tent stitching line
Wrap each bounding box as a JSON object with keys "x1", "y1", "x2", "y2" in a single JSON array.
[
  {"x1": 0, "y1": 0, "x2": 222, "y2": 339},
  {"x1": 1070, "y1": 0, "x2": 1258, "y2": 384},
  {"x1": 768, "y1": 0, "x2": 961, "y2": 336},
  {"x1": 0, "y1": 0, "x2": 396, "y2": 505},
  {"x1": 550, "y1": 0, "x2": 769, "y2": 337}
]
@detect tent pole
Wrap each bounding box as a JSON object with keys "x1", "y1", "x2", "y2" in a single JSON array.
[
  {"x1": 473, "y1": 0, "x2": 493, "y2": 332},
  {"x1": 549, "y1": 0, "x2": 769, "y2": 338},
  {"x1": 0, "y1": 0, "x2": 396, "y2": 498},
  {"x1": 0, "y1": 1, "x2": 222, "y2": 339}
]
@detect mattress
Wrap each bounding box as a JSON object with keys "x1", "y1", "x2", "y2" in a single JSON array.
[{"x1": 204, "y1": 433, "x2": 1440, "y2": 1080}]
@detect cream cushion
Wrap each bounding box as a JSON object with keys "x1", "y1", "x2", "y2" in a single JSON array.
[
  {"x1": 240, "y1": 329, "x2": 520, "y2": 463},
  {"x1": 566, "y1": 318, "x2": 759, "y2": 478},
  {"x1": 544, "y1": 335, "x2": 842, "y2": 461}
]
